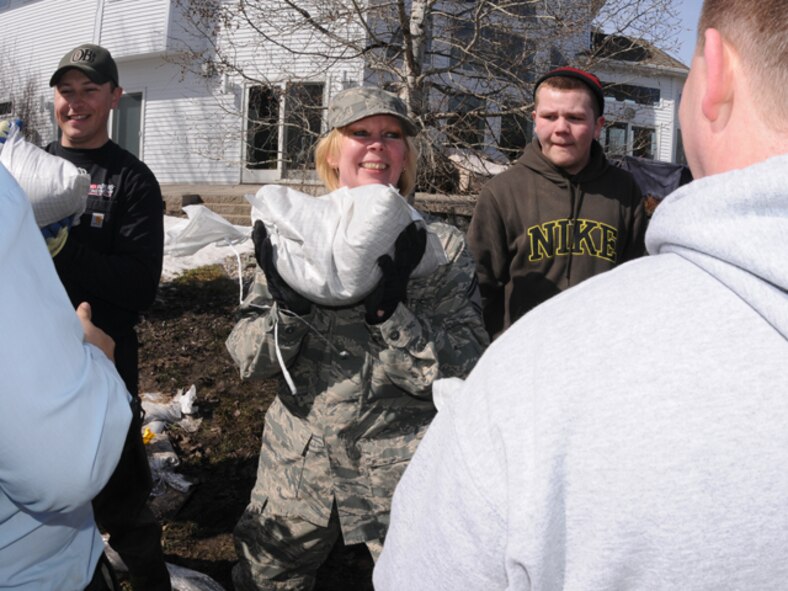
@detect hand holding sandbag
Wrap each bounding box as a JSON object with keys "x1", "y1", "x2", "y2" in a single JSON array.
[
  {"x1": 364, "y1": 222, "x2": 427, "y2": 325},
  {"x1": 77, "y1": 302, "x2": 115, "y2": 361},
  {"x1": 41, "y1": 216, "x2": 73, "y2": 257},
  {"x1": 0, "y1": 128, "x2": 89, "y2": 227},
  {"x1": 253, "y1": 220, "x2": 312, "y2": 315}
]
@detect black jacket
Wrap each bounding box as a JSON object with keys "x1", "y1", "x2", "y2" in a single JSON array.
[{"x1": 47, "y1": 140, "x2": 163, "y2": 393}]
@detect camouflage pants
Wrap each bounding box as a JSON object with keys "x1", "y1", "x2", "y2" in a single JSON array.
[{"x1": 232, "y1": 501, "x2": 381, "y2": 591}]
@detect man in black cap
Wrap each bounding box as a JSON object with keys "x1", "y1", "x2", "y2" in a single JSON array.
[
  {"x1": 47, "y1": 43, "x2": 170, "y2": 591},
  {"x1": 467, "y1": 66, "x2": 646, "y2": 339}
]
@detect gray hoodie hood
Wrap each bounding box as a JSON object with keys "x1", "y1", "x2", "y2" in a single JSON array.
[{"x1": 646, "y1": 154, "x2": 788, "y2": 339}]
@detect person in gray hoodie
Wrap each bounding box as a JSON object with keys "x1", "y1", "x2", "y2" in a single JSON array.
[{"x1": 374, "y1": 0, "x2": 788, "y2": 588}]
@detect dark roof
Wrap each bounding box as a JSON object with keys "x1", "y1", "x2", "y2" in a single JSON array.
[{"x1": 589, "y1": 31, "x2": 689, "y2": 70}]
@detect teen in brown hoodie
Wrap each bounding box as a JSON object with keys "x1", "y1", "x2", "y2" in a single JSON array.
[{"x1": 468, "y1": 68, "x2": 645, "y2": 339}]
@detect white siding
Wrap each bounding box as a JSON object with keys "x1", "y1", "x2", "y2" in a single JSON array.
[
  {"x1": 119, "y1": 57, "x2": 243, "y2": 183},
  {"x1": 99, "y1": 0, "x2": 173, "y2": 57},
  {"x1": 1, "y1": 0, "x2": 100, "y2": 144}
]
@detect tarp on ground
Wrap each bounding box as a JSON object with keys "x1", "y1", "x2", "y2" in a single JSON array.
[{"x1": 613, "y1": 156, "x2": 693, "y2": 199}]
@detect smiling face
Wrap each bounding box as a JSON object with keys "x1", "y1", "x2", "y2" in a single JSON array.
[
  {"x1": 328, "y1": 114, "x2": 408, "y2": 189},
  {"x1": 533, "y1": 85, "x2": 604, "y2": 175},
  {"x1": 54, "y1": 68, "x2": 122, "y2": 149}
]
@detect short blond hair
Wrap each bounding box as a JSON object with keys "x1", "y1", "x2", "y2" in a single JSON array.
[{"x1": 314, "y1": 127, "x2": 419, "y2": 197}]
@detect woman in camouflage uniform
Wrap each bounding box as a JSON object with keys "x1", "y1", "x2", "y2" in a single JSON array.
[{"x1": 226, "y1": 86, "x2": 489, "y2": 591}]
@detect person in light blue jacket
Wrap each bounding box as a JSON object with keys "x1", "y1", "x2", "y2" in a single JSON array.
[{"x1": 0, "y1": 163, "x2": 132, "y2": 590}]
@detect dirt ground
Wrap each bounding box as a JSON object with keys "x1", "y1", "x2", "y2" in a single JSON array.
[{"x1": 136, "y1": 262, "x2": 374, "y2": 591}]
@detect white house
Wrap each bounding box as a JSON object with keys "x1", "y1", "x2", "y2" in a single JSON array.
[
  {"x1": 0, "y1": 0, "x2": 687, "y2": 191},
  {"x1": 591, "y1": 31, "x2": 689, "y2": 164}
]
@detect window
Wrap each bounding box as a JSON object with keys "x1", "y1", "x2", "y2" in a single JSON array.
[
  {"x1": 246, "y1": 85, "x2": 281, "y2": 170},
  {"x1": 601, "y1": 123, "x2": 656, "y2": 160},
  {"x1": 550, "y1": 46, "x2": 568, "y2": 69},
  {"x1": 244, "y1": 82, "x2": 325, "y2": 177},
  {"x1": 0, "y1": 100, "x2": 12, "y2": 117},
  {"x1": 384, "y1": 27, "x2": 404, "y2": 61},
  {"x1": 449, "y1": 20, "x2": 475, "y2": 72},
  {"x1": 447, "y1": 94, "x2": 486, "y2": 148},
  {"x1": 112, "y1": 93, "x2": 142, "y2": 158},
  {"x1": 447, "y1": 20, "x2": 534, "y2": 81},
  {"x1": 499, "y1": 109, "x2": 532, "y2": 159},
  {"x1": 603, "y1": 123, "x2": 628, "y2": 158},
  {"x1": 602, "y1": 82, "x2": 660, "y2": 106},
  {"x1": 282, "y1": 82, "x2": 324, "y2": 172},
  {"x1": 480, "y1": 29, "x2": 535, "y2": 82},
  {"x1": 632, "y1": 126, "x2": 656, "y2": 159}
]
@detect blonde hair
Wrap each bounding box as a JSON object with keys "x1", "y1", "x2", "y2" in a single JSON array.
[{"x1": 314, "y1": 126, "x2": 419, "y2": 197}]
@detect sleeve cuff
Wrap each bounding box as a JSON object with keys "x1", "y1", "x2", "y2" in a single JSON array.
[{"x1": 373, "y1": 303, "x2": 422, "y2": 348}]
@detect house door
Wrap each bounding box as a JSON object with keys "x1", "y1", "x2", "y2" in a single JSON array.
[{"x1": 112, "y1": 92, "x2": 142, "y2": 158}]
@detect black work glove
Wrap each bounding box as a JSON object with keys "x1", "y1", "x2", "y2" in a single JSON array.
[
  {"x1": 364, "y1": 222, "x2": 427, "y2": 325},
  {"x1": 252, "y1": 220, "x2": 312, "y2": 315}
]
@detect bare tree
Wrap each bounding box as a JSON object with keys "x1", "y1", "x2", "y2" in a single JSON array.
[
  {"x1": 0, "y1": 41, "x2": 47, "y2": 145},
  {"x1": 168, "y1": 0, "x2": 680, "y2": 192}
]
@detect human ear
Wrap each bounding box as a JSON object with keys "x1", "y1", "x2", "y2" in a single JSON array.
[
  {"x1": 700, "y1": 28, "x2": 734, "y2": 125},
  {"x1": 110, "y1": 85, "x2": 123, "y2": 109},
  {"x1": 594, "y1": 116, "x2": 605, "y2": 139}
]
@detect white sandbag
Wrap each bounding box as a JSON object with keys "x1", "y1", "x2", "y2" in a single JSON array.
[
  {"x1": 247, "y1": 184, "x2": 448, "y2": 305},
  {"x1": 102, "y1": 542, "x2": 227, "y2": 591},
  {"x1": 164, "y1": 204, "x2": 250, "y2": 256},
  {"x1": 0, "y1": 129, "x2": 89, "y2": 227},
  {"x1": 141, "y1": 386, "x2": 202, "y2": 433},
  {"x1": 167, "y1": 563, "x2": 227, "y2": 591}
]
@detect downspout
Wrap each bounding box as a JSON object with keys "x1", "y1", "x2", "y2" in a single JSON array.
[{"x1": 94, "y1": 0, "x2": 106, "y2": 45}]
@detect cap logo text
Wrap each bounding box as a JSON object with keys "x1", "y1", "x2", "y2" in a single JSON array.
[{"x1": 71, "y1": 48, "x2": 96, "y2": 65}]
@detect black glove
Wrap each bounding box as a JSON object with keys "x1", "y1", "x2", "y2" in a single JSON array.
[
  {"x1": 252, "y1": 220, "x2": 312, "y2": 315},
  {"x1": 364, "y1": 222, "x2": 427, "y2": 325}
]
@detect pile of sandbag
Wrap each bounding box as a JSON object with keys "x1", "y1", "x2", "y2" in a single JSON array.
[
  {"x1": 103, "y1": 386, "x2": 229, "y2": 590},
  {"x1": 140, "y1": 385, "x2": 202, "y2": 496}
]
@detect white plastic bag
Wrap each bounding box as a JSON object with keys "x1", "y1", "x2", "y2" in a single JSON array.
[
  {"x1": 102, "y1": 541, "x2": 227, "y2": 591},
  {"x1": 247, "y1": 184, "x2": 448, "y2": 305},
  {"x1": 0, "y1": 129, "x2": 89, "y2": 227},
  {"x1": 164, "y1": 205, "x2": 249, "y2": 256},
  {"x1": 167, "y1": 564, "x2": 227, "y2": 591}
]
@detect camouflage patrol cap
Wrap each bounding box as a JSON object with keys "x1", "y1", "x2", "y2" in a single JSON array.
[
  {"x1": 328, "y1": 87, "x2": 419, "y2": 136},
  {"x1": 50, "y1": 43, "x2": 119, "y2": 87}
]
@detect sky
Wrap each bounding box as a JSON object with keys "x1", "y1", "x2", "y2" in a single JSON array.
[{"x1": 674, "y1": 0, "x2": 704, "y2": 66}]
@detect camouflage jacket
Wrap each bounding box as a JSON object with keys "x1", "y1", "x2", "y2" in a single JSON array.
[{"x1": 226, "y1": 220, "x2": 489, "y2": 544}]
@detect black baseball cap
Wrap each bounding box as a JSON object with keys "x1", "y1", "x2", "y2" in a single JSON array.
[
  {"x1": 534, "y1": 67, "x2": 605, "y2": 115},
  {"x1": 50, "y1": 43, "x2": 119, "y2": 87}
]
